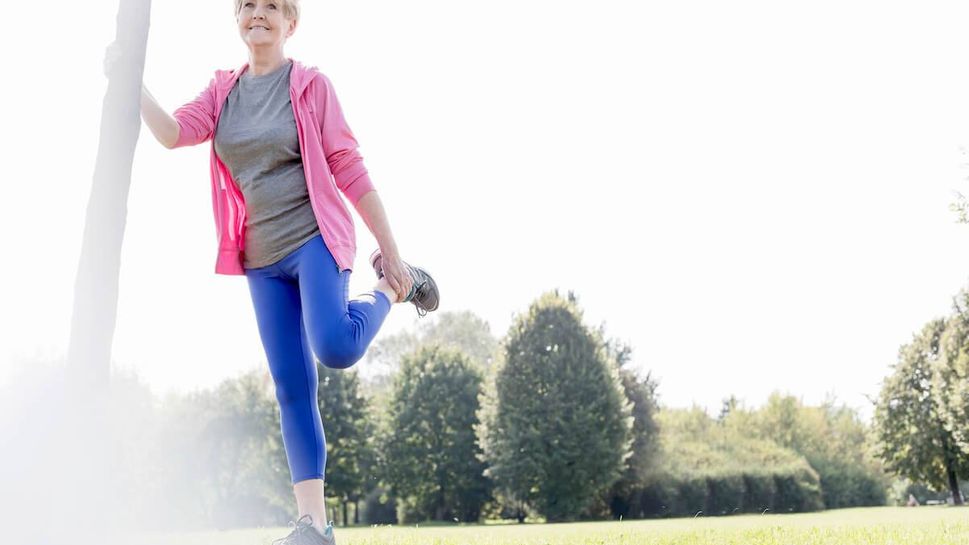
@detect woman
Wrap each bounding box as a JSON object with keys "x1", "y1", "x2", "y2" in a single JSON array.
[{"x1": 138, "y1": 1, "x2": 439, "y2": 543}]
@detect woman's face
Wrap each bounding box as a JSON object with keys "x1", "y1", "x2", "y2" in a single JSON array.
[{"x1": 237, "y1": 1, "x2": 296, "y2": 51}]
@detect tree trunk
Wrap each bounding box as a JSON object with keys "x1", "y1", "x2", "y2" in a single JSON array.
[
  {"x1": 60, "y1": 0, "x2": 152, "y2": 542},
  {"x1": 436, "y1": 471, "x2": 447, "y2": 521},
  {"x1": 354, "y1": 500, "x2": 359, "y2": 524},
  {"x1": 942, "y1": 433, "x2": 964, "y2": 505},
  {"x1": 67, "y1": 0, "x2": 150, "y2": 393},
  {"x1": 947, "y1": 467, "x2": 963, "y2": 505},
  {"x1": 342, "y1": 500, "x2": 348, "y2": 527}
]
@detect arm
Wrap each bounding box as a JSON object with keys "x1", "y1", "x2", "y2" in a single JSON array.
[
  {"x1": 353, "y1": 191, "x2": 412, "y2": 300},
  {"x1": 315, "y1": 73, "x2": 375, "y2": 202},
  {"x1": 354, "y1": 190, "x2": 400, "y2": 259},
  {"x1": 140, "y1": 85, "x2": 179, "y2": 149},
  {"x1": 104, "y1": 44, "x2": 180, "y2": 149},
  {"x1": 315, "y1": 74, "x2": 412, "y2": 298},
  {"x1": 161, "y1": 77, "x2": 219, "y2": 149}
]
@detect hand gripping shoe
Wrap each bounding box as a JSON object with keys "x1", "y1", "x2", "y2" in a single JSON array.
[
  {"x1": 271, "y1": 514, "x2": 336, "y2": 545},
  {"x1": 369, "y1": 249, "x2": 439, "y2": 317}
]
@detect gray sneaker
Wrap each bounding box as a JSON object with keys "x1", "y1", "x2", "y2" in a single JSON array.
[
  {"x1": 271, "y1": 514, "x2": 336, "y2": 545},
  {"x1": 369, "y1": 249, "x2": 439, "y2": 317}
]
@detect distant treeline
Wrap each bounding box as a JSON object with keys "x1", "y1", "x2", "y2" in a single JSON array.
[{"x1": 102, "y1": 289, "x2": 964, "y2": 531}]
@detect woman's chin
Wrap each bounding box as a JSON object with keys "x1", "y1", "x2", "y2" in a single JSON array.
[{"x1": 244, "y1": 40, "x2": 274, "y2": 50}]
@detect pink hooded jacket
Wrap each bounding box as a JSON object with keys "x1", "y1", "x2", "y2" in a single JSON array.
[{"x1": 172, "y1": 58, "x2": 375, "y2": 275}]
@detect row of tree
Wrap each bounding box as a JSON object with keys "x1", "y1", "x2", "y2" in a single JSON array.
[{"x1": 98, "y1": 289, "x2": 904, "y2": 531}]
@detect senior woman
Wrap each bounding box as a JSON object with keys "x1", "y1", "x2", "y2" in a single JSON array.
[{"x1": 138, "y1": 0, "x2": 439, "y2": 543}]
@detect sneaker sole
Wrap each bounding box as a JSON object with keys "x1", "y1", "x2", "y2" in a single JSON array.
[
  {"x1": 415, "y1": 267, "x2": 440, "y2": 312},
  {"x1": 369, "y1": 249, "x2": 383, "y2": 279}
]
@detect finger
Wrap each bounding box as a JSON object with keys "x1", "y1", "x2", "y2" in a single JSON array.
[
  {"x1": 398, "y1": 272, "x2": 411, "y2": 299},
  {"x1": 386, "y1": 270, "x2": 402, "y2": 297}
]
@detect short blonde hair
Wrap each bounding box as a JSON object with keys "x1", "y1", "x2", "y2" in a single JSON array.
[{"x1": 235, "y1": 0, "x2": 300, "y2": 22}]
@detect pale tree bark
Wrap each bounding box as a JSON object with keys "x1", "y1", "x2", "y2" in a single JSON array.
[
  {"x1": 67, "y1": 0, "x2": 151, "y2": 387},
  {"x1": 60, "y1": 0, "x2": 152, "y2": 543}
]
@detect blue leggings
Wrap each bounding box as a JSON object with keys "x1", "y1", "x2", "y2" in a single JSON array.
[{"x1": 245, "y1": 234, "x2": 392, "y2": 484}]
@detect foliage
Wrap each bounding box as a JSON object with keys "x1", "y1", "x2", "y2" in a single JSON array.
[
  {"x1": 602, "y1": 364, "x2": 662, "y2": 520},
  {"x1": 873, "y1": 319, "x2": 969, "y2": 502},
  {"x1": 363, "y1": 311, "x2": 499, "y2": 414},
  {"x1": 648, "y1": 407, "x2": 824, "y2": 517},
  {"x1": 380, "y1": 345, "x2": 491, "y2": 522},
  {"x1": 365, "y1": 311, "x2": 499, "y2": 373},
  {"x1": 936, "y1": 289, "x2": 969, "y2": 454},
  {"x1": 152, "y1": 370, "x2": 291, "y2": 529},
  {"x1": 730, "y1": 393, "x2": 888, "y2": 508},
  {"x1": 317, "y1": 367, "x2": 377, "y2": 525},
  {"x1": 477, "y1": 290, "x2": 633, "y2": 522}
]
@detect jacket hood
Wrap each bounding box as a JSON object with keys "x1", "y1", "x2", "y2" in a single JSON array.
[{"x1": 215, "y1": 58, "x2": 317, "y2": 97}]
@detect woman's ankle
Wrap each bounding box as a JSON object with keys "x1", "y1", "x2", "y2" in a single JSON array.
[{"x1": 375, "y1": 278, "x2": 399, "y2": 304}]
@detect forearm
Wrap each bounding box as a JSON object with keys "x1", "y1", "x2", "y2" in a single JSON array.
[
  {"x1": 354, "y1": 191, "x2": 401, "y2": 259},
  {"x1": 140, "y1": 85, "x2": 179, "y2": 149}
]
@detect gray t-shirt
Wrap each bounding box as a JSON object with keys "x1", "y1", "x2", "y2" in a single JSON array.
[{"x1": 214, "y1": 59, "x2": 320, "y2": 269}]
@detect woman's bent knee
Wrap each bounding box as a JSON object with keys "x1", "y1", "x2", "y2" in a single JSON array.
[{"x1": 315, "y1": 341, "x2": 364, "y2": 369}]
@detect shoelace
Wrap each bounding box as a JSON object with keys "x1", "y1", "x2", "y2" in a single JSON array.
[
  {"x1": 401, "y1": 263, "x2": 430, "y2": 317},
  {"x1": 272, "y1": 514, "x2": 314, "y2": 545},
  {"x1": 412, "y1": 280, "x2": 429, "y2": 317}
]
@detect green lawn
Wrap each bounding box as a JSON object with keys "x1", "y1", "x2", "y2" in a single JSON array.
[{"x1": 131, "y1": 506, "x2": 969, "y2": 545}]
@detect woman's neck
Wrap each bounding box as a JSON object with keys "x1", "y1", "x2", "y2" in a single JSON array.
[{"x1": 248, "y1": 49, "x2": 288, "y2": 76}]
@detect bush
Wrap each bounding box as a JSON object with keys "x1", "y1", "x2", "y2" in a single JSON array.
[
  {"x1": 773, "y1": 467, "x2": 824, "y2": 513},
  {"x1": 671, "y1": 476, "x2": 708, "y2": 517},
  {"x1": 704, "y1": 473, "x2": 745, "y2": 516},
  {"x1": 628, "y1": 466, "x2": 824, "y2": 519},
  {"x1": 818, "y1": 464, "x2": 888, "y2": 508},
  {"x1": 741, "y1": 472, "x2": 776, "y2": 513}
]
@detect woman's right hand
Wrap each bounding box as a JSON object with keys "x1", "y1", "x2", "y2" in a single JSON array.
[{"x1": 380, "y1": 252, "x2": 414, "y2": 303}]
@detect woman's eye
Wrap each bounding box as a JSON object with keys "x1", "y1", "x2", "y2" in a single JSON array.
[{"x1": 268, "y1": 3, "x2": 277, "y2": 9}]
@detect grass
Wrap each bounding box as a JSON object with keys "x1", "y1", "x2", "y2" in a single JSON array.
[{"x1": 129, "y1": 506, "x2": 969, "y2": 545}]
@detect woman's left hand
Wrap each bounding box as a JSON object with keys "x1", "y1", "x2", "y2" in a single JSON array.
[{"x1": 380, "y1": 252, "x2": 413, "y2": 303}]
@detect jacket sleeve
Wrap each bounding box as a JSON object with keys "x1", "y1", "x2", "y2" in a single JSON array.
[
  {"x1": 172, "y1": 76, "x2": 218, "y2": 148},
  {"x1": 314, "y1": 73, "x2": 376, "y2": 204}
]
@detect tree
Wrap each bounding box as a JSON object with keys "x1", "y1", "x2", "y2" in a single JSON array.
[
  {"x1": 603, "y1": 366, "x2": 661, "y2": 519},
  {"x1": 362, "y1": 311, "x2": 499, "y2": 415},
  {"x1": 153, "y1": 370, "x2": 291, "y2": 530},
  {"x1": 423, "y1": 310, "x2": 500, "y2": 369},
  {"x1": 873, "y1": 319, "x2": 968, "y2": 504},
  {"x1": 936, "y1": 289, "x2": 969, "y2": 455},
  {"x1": 746, "y1": 392, "x2": 887, "y2": 508},
  {"x1": 366, "y1": 311, "x2": 498, "y2": 372},
  {"x1": 317, "y1": 368, "x2": 376, "y2": 526},
  {"x1": 380, "y1": 345, "x2": 491, "y2": 522},
  {"x1": 658, "y1": 406, "x2": 825, "y2": 515},
  {"x1": 477, "y1": 290, "x2": 633, "y2": 522},
  {"x1": 48, "y1": 0, "x2": 151, "y2": 540}
]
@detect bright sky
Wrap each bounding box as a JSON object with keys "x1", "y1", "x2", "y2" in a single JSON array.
[{"x1": 4, "y1": 0, "x2": 969, "y2": 419}]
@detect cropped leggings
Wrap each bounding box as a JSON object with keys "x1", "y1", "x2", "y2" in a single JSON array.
[{"x1": 245, "y1": 234, "x2": 392, "y2": 484}]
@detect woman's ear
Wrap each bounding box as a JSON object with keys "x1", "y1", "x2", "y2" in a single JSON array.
[{"x1": 287, "y1": 18, "x2": 298, "y2": 39}]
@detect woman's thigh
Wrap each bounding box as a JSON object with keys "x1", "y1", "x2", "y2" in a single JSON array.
[
  {"x1": 244, "y1": 266, "x2": 317, "y2": 402},
  {"x1": 288, "y1": 235, "x2": 390, "y2": 368}
]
